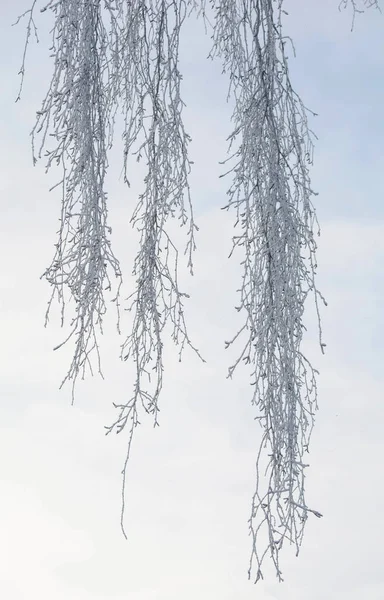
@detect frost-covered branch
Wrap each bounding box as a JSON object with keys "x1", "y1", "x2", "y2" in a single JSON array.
[
  {"x1": 18, "y1": 0, "x2": 201, "y2": 531},
  {"x1": 103, "y1": 0, "x2": 203, "y2": 535},
  {"x1": 338, "y1": 0, "x2": 381, "y2": 29},
  {"x1": 339, "y1": 0, "x2": 380, "y2": 10},
  {"x1": 25, "y1": 0, "x2": 122, "y2": 399},
  {"x1": 210, "y1": 0, "x2": 326, "y2": 581}
]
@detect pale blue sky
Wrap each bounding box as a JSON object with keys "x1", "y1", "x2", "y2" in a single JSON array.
[{"x1": 0, "y1": 1, "x2": 383, "y2": 599}]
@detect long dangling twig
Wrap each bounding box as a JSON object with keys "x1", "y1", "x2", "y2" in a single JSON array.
[
  {"x1": 210, "y1": 0, "x2": 326, "y2": 581},
  {"x1": 17, "y1": 0, "x2": 202, "y2": 535},
  {"x1": 99, "y1": 0, "x2": 203, "y2": 536},
  {"x1": 22, "y1": 0, "x2": 123, "y2": 401},
  {"x1": 338, "y1": 0, "x2": 381, "y2": 29}
]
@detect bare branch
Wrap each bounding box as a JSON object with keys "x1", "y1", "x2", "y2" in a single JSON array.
[
  {"x1": 18, "y1": 0, "x2": 202, "y2": 534},
  {"x1": 338, "y1": 0, "x2": 381, "y2": 30},
  {"x1": 210, "y1": 0, "x2": 325, "y2": 581},
  {"x1": 14, "y1": 0, "x2": 39, "y2": 102},
  {"x1": 28, "y1": 0, "x2": 123, "y2": 400},
  {"x1": 103, "y1": 0, "x2": 203, "y2": 536}
]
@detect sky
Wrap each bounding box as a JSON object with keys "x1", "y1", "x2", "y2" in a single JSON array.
[{"x1": 1, "y1": 0, "x2": 384, "y2": 598}]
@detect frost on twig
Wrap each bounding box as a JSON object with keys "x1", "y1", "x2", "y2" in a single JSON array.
[
  {"x1": 18, "y1": 0, "x2": 201, "y2": 524},
  {"x1": 338, "y1": 0, "x2": 381, "y2": 29},
  {"x1": 102, "y1": 0, "x2": 203, "y2": 537},
  {"x1": 18, "y1": 0, "x2": 201, "y2": 531},
  {"x1": 210, "y1": 0, "x2": 326, "y2": 582},
  {"x1": 18, "y1": 0, "x2": 123, "y2": 401}
]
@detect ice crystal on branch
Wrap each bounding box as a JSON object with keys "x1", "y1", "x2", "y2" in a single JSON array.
[
  {"x1": 210, "y1": 0, "x2": 326, "y2": 581},
  {"x1": 102, "y1": 0, "x2": 203, "y2": 535},
  {"x1": 17, "y1": 0, "x2": 202, "y2": 529},
  {"x1": 29, "y1": 0, "x2": 123, "y2": 398}
]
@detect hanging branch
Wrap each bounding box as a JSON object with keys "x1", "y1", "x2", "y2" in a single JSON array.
[
  {"x1": 20, "y1": 0, "x2": 123, "y2": 400},
  {"x1": 98, "y1": 0, "x2": 203, "y2": 536},
  {"x1": 210, "y1": 0, "x2": 326, "y2": 582},
  {"x1": 339, "y1": 0, "x2": 380, "y2": 11},
  {"x1": 338, "y1": 0, "x2": 381, "y2": 29},
  {"x1": 17, "y1": 0, "x2": 202, "y2": 534}
]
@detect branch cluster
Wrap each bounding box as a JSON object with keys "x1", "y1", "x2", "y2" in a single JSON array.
[
  {"x1": 15, "y1": 0, "x2": 336, "y2": 581},
  {"x1": 210, "y1": 0, "x2": 325, "y2": 581},
  {"x1": 18, "y1": 0, "x2": 201, "y2": 513}
]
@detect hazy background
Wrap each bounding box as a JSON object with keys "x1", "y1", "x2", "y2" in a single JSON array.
[{"x1": 1, "y1": 1, "x2": 383, "y2": 598}]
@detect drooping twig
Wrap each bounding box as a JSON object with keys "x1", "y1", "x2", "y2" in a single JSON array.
[
  {"x1": 23, "y1": 0, "x2": 123, "y2": 401},
  {"x1": 210, "y1": 0, "x2": 326, "y2": 581},
  {"x1": 104, "y1": 0, "x2": 203, "y2": 536}
]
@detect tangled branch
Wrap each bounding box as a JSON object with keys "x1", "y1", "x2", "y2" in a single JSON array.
[
  {"x1": 16, "y1": 0, "x2": 378, "y2": 583},
  {"x1": 17, "y1": 1, "x2": 202, "y2": 527},
  {"x1": 21, "y1": 0, "x2": 123, "y2": 399},
  {"x1": 210, "y1": 0, "x2": 326, "y2": 581},
  {"x1": 103, "y1": 0, "x2": 203, "y2": 535}
]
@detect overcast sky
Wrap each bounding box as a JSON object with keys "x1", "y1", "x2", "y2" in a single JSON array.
[{"x1": 1, "y1": 1, "x2": 384, "y2": 598}]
